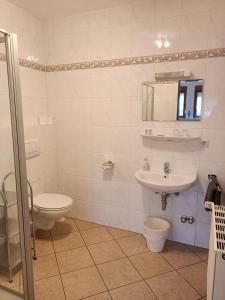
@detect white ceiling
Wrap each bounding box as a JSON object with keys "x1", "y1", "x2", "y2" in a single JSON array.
[{"x1": 8, "y1": 0, "x2": 133, "y2": 20}]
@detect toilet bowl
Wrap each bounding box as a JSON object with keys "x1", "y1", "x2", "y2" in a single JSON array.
[{"x1": 32, "y1": 193, "x2": 73, "y2": 230}]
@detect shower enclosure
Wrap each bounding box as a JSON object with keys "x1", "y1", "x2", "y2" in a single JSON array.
[{"x1": 0, "y1": 30, "x2": 34, "y2": 299}]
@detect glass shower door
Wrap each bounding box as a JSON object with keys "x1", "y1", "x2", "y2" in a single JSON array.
[{"x1": 0, "y1": 30, "x2": 34, "y2": 299}]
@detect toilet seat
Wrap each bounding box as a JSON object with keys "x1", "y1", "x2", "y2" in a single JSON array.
[{"x1": 33, "y1": 193, "x2": 73, "y2": 211}]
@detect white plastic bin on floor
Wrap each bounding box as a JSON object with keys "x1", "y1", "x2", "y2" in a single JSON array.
[{"x1": 144, "y1": 217, "x2": 170, "y2": 252}]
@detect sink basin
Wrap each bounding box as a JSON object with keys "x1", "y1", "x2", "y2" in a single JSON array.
[{"x1": 135, "y1": 170, "x2": 197, "y2": 193}]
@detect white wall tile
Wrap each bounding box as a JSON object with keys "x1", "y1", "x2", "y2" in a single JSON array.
[
  {"x1": 154, "y1": 16, "x2": 181, "y2": 54},
  {"x1": 208, "y1": 9, "x2": 225, "y2": 49},
  {"x1": 180, "y1": 12, "x2": 210, "y2": 51},
  {"x1": 171, "y1": 218, "x2": 196, "y2": 245},
  {"x1": 196, "y1": 192, "x2": 211, "y2": 224},
  {"x1": 181, "y1": 0, "x2": 211, "y2": 15},
  {"x1": 173, "y1": 191, "x2": 197, "y2": 219},
  {"x1": 155, "y1": 0, "x2": 182, "y2": 20},
  {"x1": 195, "y1": 222, "x2": 210, "y2": 248}
]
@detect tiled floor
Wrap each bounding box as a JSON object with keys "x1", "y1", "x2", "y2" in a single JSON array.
[{"x1": 0, "y1": 218, "x2": 208, "y2": 300}]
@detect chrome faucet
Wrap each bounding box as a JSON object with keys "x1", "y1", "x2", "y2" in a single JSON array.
[{"x1": 164, "y1": 162, "x2": 170, "y2": 175}]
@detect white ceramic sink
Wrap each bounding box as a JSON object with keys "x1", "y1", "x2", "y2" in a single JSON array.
[{"x1": 135, "y1": 170, "x2": 197, "y2": 193}]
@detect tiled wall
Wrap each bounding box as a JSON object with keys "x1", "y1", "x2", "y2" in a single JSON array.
[
  {"x1": 20, "y1": 67, "x2": 58, "y2": 195},
  {"x1": 1, "y1": 0, "x2": 225, "y2": 248},
  {"x1": 46, "y1": 0, "x2": 225, "y2": 248},
  {"x1": 0, "y1": 0, "x2": 58, "y2": 195},
  {"x1": 44, "y1": 0, "x2": 225, "y2": 63}
]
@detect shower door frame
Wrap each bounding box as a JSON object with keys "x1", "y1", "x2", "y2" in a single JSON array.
[{"x1": 0, "y1": 29, "x2": 34, "y2": 300}]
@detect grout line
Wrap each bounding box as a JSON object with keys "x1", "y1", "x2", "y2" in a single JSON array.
[
  {"x1": 52, "y1": 243, "x2": 86, "y2": 253},
  {"x1": 76, "y1": 220, "x2": 112, "y2": 299},
  {"x1": 49, "y1": 230, "x2": 67, "y2": 299},
  {"x1": 177, "y1": 271, "x2": 203, "y2": 299},
  {"x1": 79, "y1": 291, "x2": 112, "y2": 300},
  {"x1": 182, "y1": 244, "x2": 209, "y2": 261},
  {"x1": 157, "y1": 251, "x2": 203, "y2": 298},
  {"x1": 160, "y1": 244, "x2": 208, "y2": 270},
  {"x1": 176, "y1": 271, "x2": 206, "y2": 299},
  {"x1": 33, "y1": 273, "x2": 64, "y2": 283},
  {"x1": 107, "y1": 225, "x2": 205, "y2": 299},
  {"x1": 80, "y1": 239, "x2": 114, "y2": 247},
  {"x1": 175, "y1": 260, "x2": 208, "y2": 271},
  {"x1": 105, "y1": 226, "x2": 160, "y2": 300}
]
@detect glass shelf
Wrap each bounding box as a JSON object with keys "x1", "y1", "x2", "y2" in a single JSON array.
[{"x1": 141, "y1": 133, "x2": 202, "y2": 142}]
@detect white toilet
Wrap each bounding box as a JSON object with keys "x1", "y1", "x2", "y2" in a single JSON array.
[{"x1": 32, "y1": 193, "x2": 73, "y2": 230}]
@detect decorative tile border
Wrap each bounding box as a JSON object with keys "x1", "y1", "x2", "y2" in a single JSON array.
[
  {"x1": 180, "y1": 50, "x2": 207, "y2": 61},
  {"x1": 154, "y1": 53, "x2": 179, "y2": 63},
  {"x1": 46, "y1": 48, "x2": 225, "y2": 72},
  {"x1": 0, "y1": 53, "x2": 46, "y2": 71},
  {"x1": 19, "y1": 58, "x2": 46, "y2": 72},
  {"x1": 0, "y1": 48, "x2": 225, "y2": 72},
  {"x1": 208, "y1": 48, "x2": 225, "y2": 58}
]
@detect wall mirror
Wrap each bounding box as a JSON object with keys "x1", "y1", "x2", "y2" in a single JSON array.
[{"x1": 142, "y1": 79, "x2": 204, "y2": 121}]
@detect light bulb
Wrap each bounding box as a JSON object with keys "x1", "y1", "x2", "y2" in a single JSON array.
[
  {"x1": 155, "y1": 40, "x2": 163, "y2": 48},
  {"x1": 164, "y1": 40, "x2": 171, "y2": 48}
]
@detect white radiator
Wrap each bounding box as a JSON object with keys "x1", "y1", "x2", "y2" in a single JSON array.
[{"x1": 207, "y1": 204, "x2": 225, "y2": 300}]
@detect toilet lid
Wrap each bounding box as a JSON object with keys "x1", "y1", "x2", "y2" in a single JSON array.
[{"x1": 33, "y1": 193, "x2": 73, "y2": 211}]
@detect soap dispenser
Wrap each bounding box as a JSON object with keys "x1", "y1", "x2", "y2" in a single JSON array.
[{"x1": 142, "y1": 157, "x2": 150, "y2": 171}]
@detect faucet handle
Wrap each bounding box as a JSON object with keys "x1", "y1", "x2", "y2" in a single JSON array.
[{"x1": 164, "y1": 161, "x2": 169, "y2": 167}]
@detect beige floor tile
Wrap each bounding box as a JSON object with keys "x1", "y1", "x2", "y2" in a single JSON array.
[
  {"x1": 185, "y1": 245, "x2": 208, "y2": 261},
  {"x1": 117, "y1": 235, "x2": 148, "y2": 256},
  {"x1": 0, "y1": 269, "x2": 20, "y2": 288},
  {"x1": 97, "y1": 258, "x2": 141, "y2": 289},
  {"x1": 33, "y1": 254, "x2": 59, "y2": 281},
  {"x1": 107, "y1": 227, "x2": 137, "y2": 239},
  {"x1": 161, "y1": 244, "x2": 201, "y2": 269},
  {"x1": 56, "y1": 247, "x2": 94, "y2": 274},
  {"x1": 84, "y1": 292, "x2": 111, "y2": 299},
  {"x1": 34, "y1": 275, "x2": 65, "y2": 300},
  {"x1": 52, "y1": 232, "x2": 85, "y2": 252},
  {"x1": 130, "y1": 252, "x2": 173, "y2": 279},
  {"x1": 110, "y1": 281, "x2": 157, "y2": 300},
  {"x1": 51, "y1": 218, "x2": 78, "y2": 236},
  {"x1": 88, "y1": 240, "x2": 125, "y2": 264},
  {"x1": 10, "y1": 285, "x2": 21, "y2": 293},
  {"x1": 81, "y1": 227, "x2": 113, "y2": 245},
  {"x1": 178, "y1": 262, "x2": 207, "y2": 297},
  {"x1": 0, "y1": 286, "x2": 21, "y2": 298},
  {"x1": 36, "y1": 237, "x2": 54, "y2": 257},
  {"x1": 76, "y1": 219, "x2": 102, "y2": 231},
  {"x1": 146, "y1": 271, "x2": 200, "y2": 300},
  {"x1": 61, "y1": 266, "x2": 106, "y2": 300}
]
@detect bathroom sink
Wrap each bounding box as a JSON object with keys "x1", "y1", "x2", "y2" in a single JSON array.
[{"x1": 135, "y1": 170, "x2": 197, "y2": 193}]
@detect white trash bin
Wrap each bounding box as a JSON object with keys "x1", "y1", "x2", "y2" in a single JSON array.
[{"x1": 144, "y1": 217, "x2": 170, "y2": 252}]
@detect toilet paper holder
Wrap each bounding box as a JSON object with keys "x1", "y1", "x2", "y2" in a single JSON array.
[{"x1": 102, "y1": 161, "x2": 114, "y2": 170}]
